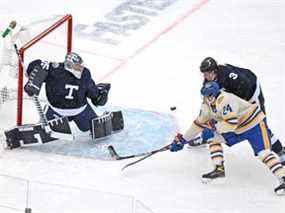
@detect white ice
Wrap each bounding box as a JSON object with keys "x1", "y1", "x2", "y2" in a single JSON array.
[{"x1": 0, "y1": 0, "x2": 285, "y2": 212}]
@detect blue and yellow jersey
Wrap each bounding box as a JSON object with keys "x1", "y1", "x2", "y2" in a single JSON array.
[
  {"x1": 183, "y1": 91, "x2": 265, "y2": 141},
  {"x1": 214, "y1": 91, "x2": 265, "y2": 134}
]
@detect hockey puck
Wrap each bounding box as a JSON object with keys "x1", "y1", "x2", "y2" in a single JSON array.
[{"x1": 170, "y1": 106, "x2": 177, "y2": 111}]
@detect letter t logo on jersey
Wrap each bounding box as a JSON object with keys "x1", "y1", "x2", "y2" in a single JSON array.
[{"x1": 65, "y1": 84, "x2": 79, "y2": 99}]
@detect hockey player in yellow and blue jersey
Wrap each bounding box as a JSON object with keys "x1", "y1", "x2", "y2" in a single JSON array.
[
  {"x1": 170, "y1": 81, "x2": 285, "y2": 195},
  {"x1": 194, "y1": 57, "x2": 285, "y2": 165}
]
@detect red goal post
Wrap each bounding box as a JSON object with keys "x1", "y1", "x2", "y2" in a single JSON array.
[{"x1": 17, "y1": 14, "x2": 73, "y2": 126}]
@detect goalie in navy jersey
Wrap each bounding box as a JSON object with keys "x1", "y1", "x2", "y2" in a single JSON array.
[
  {"x1": 190, "y1": 57, "x2": 285, "y2": 164},
  {"x1": 24, "y1": 52, "x2": 111, "y2": 133}
]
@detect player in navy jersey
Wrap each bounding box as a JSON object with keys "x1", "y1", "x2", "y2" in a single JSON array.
[{"x1": 24, "y1": 52, "x2": 110, "y2": 132}]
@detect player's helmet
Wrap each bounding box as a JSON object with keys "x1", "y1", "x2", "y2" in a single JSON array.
[
  {"x1": 201, "y1": 81, "x2": 220, "y2": 98},
  {"x1": 200, "y1": 57, "x2": 218, "y2": 73},
  {"x1": 64, "y1": 52, "x2": 84, "y2": 79}
]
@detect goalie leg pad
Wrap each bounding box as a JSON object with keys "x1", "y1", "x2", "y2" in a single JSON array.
[
  {"x1": 90, "y1": 111, "x2": 124, "y2": 140},
  {"x1": 4, "y1": 128, "x2": 21, "y2": 149},
  {"x1": 49, "y1": 117, "x2": 71, "y2": 134},
  {"x1": 4, "y1": 124, "x2": 56, "y2": 149},
  {"x1": 111, "y1": 111, "x2": 124, "y2": 131},
  {"x1": 48, "y1": 116, "x2": 73, "y2": 140},
  {"x1": 91, "y1": 112, "x2": 113, "y2": 139}
]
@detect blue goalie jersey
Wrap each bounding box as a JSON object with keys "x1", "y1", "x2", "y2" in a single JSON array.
[{"x1": 26, "y1": 59, "x2": 99, "y2": 109}]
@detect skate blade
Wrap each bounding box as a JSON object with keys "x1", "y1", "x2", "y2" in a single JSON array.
[
  {"x1": 186, "y1": 144, "x2": 207, "y2": 149},
  {"x1": 275, "y1": 189, "x2": 285, "y2": 196},
  {"x1": 201, "y1": 177, "x2": 226, "y2": 184}
]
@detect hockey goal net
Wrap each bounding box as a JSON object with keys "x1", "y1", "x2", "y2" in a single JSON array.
[{"x1": 0, "y1": 14, "x2": 72, "y2": 141}]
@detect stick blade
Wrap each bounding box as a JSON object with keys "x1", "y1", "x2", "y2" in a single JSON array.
[
  {"x1": 121, "y1": 163, "x2": 133, "y2": 171},
  {"x1": 107, "y1": 145, "x2": 120, "y2": 160}
]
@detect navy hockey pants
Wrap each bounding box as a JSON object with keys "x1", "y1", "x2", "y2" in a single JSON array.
[{"x1": 45, "y1": 104, "x2": 98, "y2": 132}]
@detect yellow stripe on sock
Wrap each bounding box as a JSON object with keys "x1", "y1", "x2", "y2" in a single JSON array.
[{"x1": 260, "y1": 121, "x2": 270, "y2": 150}]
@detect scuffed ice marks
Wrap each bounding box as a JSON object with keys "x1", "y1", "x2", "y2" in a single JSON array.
[{"x1": 75, "y1": 0, "x2": 180, "y2": 45}]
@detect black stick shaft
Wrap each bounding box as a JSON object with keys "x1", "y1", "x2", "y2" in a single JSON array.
[
  {"x1": 121, "y1": 145, "x2": 170, "y2": 171},
  {"x1": 119, "y1": 136, "x2": 201, "y2": 171},
  {"x1": 109, "y1": 136, "x2": 201, "y2": 161}
]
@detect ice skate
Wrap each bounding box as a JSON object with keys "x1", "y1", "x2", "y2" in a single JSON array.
[
  {"x1": 202, "y1": 164, "x2": 225, "y2": 183},
  {"x1": 274, "y1": 177, "x2": 285, "y2": 196}
]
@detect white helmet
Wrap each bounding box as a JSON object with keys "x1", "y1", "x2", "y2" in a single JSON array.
[{"x1": 64, "y1": 52, "x2": 84, "y2": 79}]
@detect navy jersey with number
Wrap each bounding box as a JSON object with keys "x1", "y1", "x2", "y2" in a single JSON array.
[
  {"x1": 26, "y1": 59, "x2": 99, "y2": 109},
  {"x1": 205, "y1": 64, "x2": 257, "y2": 101}
]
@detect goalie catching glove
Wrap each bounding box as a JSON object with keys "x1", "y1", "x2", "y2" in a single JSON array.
[{"x1": 92, "y1": 83, "x2": 111, "y2": 106}]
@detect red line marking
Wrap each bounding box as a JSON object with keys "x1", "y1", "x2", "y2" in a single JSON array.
[{"x1": 99, "y1": 0, "x2": 210, "y2": 81}]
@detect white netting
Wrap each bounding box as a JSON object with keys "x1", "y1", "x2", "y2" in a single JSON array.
[{"x1": 0, "y1": 21, "x2": 31, "y2": 79}]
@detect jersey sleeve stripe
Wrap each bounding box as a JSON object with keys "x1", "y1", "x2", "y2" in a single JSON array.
[
  {"x1": 238, "y1": 105, "x2": 259, "y2": 128},
  {"x1": 225, "y1": 117, "x2": 238, "y2": 125}
]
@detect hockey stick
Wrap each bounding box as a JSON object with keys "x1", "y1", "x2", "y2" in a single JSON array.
[
  {"x1": 13, "y1": 44, "x2": 51, "y2": 133},
  {"x1": 109, "y1": 136, "x2": 201, "y2": 161},
  {"x1": 117, "y1": 136, "x2": 201, "y2": 171},
  {"x1": 121, "y1": 144, "x2": 171, "y2": 171},
  {"x1": 1, "y1": 21, "x2": 17, "y2": 38},
  {"x1": 108, "y1": 144, "x2": 169, "y2": 161}
]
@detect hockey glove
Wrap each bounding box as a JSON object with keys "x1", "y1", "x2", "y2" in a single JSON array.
[
  {"x1": 92, "y1": 83, "x2": 111, "y2": 106},
  {"x1": 201, "y1": 128, "x2": 215, "y2": 142},
  {"x1": 170, "y1": 133, "x2": 188, "y2": 152}
]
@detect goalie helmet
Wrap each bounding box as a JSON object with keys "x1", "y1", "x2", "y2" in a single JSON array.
[
  {"x1": 201, "y1": 81, "x2": 220, "y2": 98},
  {"x1": 64, "y1": 52, "x2": 84, "y2": 79},
  {"x1": 200, "y1": 57, "x2": 218, "y2": 73}
]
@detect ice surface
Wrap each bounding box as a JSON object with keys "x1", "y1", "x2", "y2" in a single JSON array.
[{"x1": 1, "y1": 0, "x2": 285, "y2": 212}]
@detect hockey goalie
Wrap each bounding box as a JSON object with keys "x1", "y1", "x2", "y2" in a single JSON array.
[{"x1": 4, "y1": 51, "x2": 124, "y2": 149}]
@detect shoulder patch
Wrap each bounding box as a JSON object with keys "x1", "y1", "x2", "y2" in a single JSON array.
[
  {"x1": 51, "y1": 62, "x2": 60, "y2": 68},
  {"x1": 217, "y1": 96, "x2": 224, "y2": 105},
  {"x1": 40, "y1": 60, "x2": 50, "y2": 70}
]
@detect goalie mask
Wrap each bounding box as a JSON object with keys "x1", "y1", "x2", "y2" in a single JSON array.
[{"x1": 64, "y1": 52, "x2": 84, "y2": 79}]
